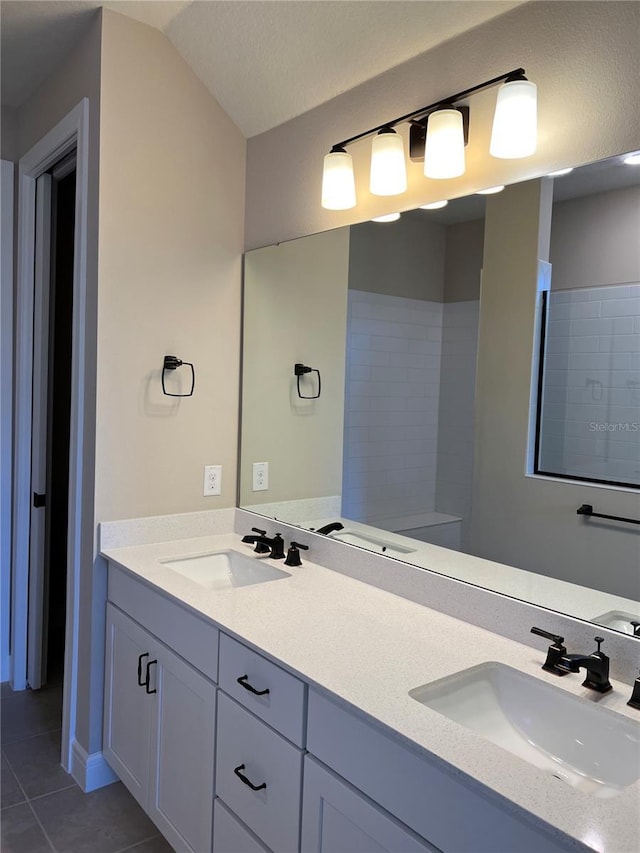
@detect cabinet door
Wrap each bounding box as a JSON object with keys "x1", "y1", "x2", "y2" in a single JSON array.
[
  {"x1": 103, "y1": 603, "x2": 153, "y2": 808},
  {"x1": 301, "y1": 758, "x2": 439, "y2": 853},
  {"x1": 148, "y1": 642, "x2": 217, "y2": 853}
]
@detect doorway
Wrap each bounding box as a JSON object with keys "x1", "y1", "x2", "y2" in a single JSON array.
[
  {"x1": 12, "y1": 98, "x2": 90, "y2": 777},
  {"x1": 37, "y1": 155, "x2": 76, "y2": 687}
]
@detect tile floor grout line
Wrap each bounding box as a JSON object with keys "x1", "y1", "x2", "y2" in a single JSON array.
[
  {"x1": 25, "y1": 797, "x2": 57, "y2": 853},
  {"x1": 111, "y1": 832, "x2": 164, "y2": 853},
  {"x1": 27, "y1": 781, "x2": 79, "y2": 803},
  {"x1": 2, "y1": 750, "x2": 56, "y2": 852},
  {"x1": 1, "y1": 725, "x2": 65, "y2": 749}
]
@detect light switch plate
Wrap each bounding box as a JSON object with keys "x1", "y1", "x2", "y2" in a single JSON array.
[
  {"x1": 252, "y1": 461, "x2": 268, "y2": 491},
  {"x1": 203, "y1": 465, "x2": 222, "y2": 496}
]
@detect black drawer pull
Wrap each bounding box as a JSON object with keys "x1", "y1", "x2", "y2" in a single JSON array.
[
  {"x1": 137, "y1": 653, "x2": 149, "y2": 687},
  {"x1": 145, "y1": 660, "x2": 157, "y2": 694},
  {"x1": 237, "y1": 674, "x2": 270, "y2": 696},
  {"x1": 234, "y1": 764, "x2": 266, "y2": 791}
]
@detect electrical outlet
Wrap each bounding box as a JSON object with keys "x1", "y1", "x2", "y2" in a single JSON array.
[
  {"x1": 252, "y1": 461, "x2": 269, "y2": 492},
  {"x1": 203, "y1": 465, "x2": 222, "y2": 496}
]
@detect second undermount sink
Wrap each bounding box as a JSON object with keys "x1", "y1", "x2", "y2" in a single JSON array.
[
  {"x1": 329, "y1": 529, "x2": 416, "y2": 557},
  {"x1": 592, "y1": 610, "x2": 639, "y2": 635},
  {"x1": 410, "y1": 662, "x2": 640, "y2": 798},
  {"x1": 160, "y1": 550, "x2": 290, "y2": 590}
]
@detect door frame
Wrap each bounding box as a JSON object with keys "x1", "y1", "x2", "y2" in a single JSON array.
[
  {"x1": 12, "y1": 98, "x2": 90, "y2": 772},
  {"x1": 1, "y1": 160, "x2": 14, "y2": 683}
]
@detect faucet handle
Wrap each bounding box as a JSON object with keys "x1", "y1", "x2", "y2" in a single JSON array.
[
  {"x1": 531, "y1": 627, "x2": 565, "y2": 647},
  {"x1": 630, "y1": 621, "x2": 640, "y2": 636},
  {"x1": 593, "y1": 636, "x2": 606, "y2": 655},
  {"x1": 530, "y1": 627, "x2": 569, "y2": 676}
]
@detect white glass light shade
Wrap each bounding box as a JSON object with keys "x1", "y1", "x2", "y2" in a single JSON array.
[
  {"x1": 624, "y1": 152, "x2": 640, "y2": 165},
  {"x1": 424, "y1": 109, "x2": 465, "y2": 179},
  {"x1": 370, "y1": 130, "x2": 407, "y2": 196},
  {"x1": 372, "y1": 212, "x2": 401, "y2": 222},
  {"x1": 321, "y1": 149, "x2": 356, "y2": 210},
  {"x1": 490, "y1": 79, "x2": 537, "y2": 159}
]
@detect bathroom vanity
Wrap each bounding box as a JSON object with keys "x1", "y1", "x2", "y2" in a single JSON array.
[{"x1": 100, "y1": 513, "x2": 639, "y2": 853}]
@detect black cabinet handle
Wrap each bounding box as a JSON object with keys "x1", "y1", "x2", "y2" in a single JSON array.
[
  {"x1": 137, "y1": 653, "x2": 149, "y2": 687},
  {"x1": 233, "y1": 764, "x2": 266, "y2": 791},
  {"x1": 237, "y1": 674, "x2": 270, "y2": 696},
  {"x1": 145, "y1": 660, "x2": 157, "y2": 694}
]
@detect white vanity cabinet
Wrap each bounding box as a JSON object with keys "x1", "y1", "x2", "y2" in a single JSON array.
[
  {"x1": 214, "y1": 632, "x2": 306, "y2": 852},
  {"x1": 102, "y1": 562, "x2": 579, "y2": 853},
  {"x1": 103, "y1": 570, "x2": 218, "y2": 853},
  {"x1": 302, "y1": 757, "x2": 438, "y2": 853}
]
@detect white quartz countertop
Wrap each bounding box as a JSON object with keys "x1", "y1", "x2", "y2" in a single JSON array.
[{"x1": 101, "y1": 532, "x2": 640, "y2": 853}]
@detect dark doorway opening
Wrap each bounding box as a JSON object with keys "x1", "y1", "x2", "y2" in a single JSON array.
[{"x1": 43, "y1": 161, "x2": 75, "y2": 685}]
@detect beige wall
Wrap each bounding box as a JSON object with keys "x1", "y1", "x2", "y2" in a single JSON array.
[
  {"x1": 470, "y1": 180, "x2": 639, "y2": 599},
  {"x1": 443, "y1": 219, "x2": 484, "y2": 303},
  {"x1": 96, "y1": 9, "x2": 245, "y2": 522},
  {"x1": 15, "y1": 11, "x2": 102, "y2": 758},
  {"x1": 1, "y1": 107, "x2": 18, "y2": 162},
  {"x1": 550, "y1": 185, "x2": 640, "y2": 290},
  {"x1": 241, "y1": 228, "x2": 349, "y2": 505},
  {"x1": 245, "y1": 1, "x2": 640, "y2": 250},
  {"x1": 348, "y1": 214, "x2": 445, "y2": 302},
  {"x1": 12, "y1": 8, "x2": 245, "y2": 759}
]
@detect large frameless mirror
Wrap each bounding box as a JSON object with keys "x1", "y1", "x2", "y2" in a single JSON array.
[{"x1": 239, "y1": 152, "x2": 640, "y2": 636}]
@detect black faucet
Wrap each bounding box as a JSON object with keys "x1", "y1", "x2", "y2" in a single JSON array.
[
  {"x1": 557, "y1": 636, "x2": 612, "y2": 693},
  {"x1": 241, "y1": 528, "x2": 271, "y2": 554},
  {"x1": 284, "y1": 542, "x2": 309, "y2": 567},
  {"x1": 630, "y1": 621, "x2": 640, "y2": 637},
  {"x1": 628, "y1": 671, "x2": 640, "y2": 709},
  {"x1": 314, "y1": 521, "x2": 344, "y2": 535},
  {"x1": 251, "y1": 533, "x2": 286, "y2": 560}
]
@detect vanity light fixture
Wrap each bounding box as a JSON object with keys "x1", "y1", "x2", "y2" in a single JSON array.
[
  {"x1": 320, "y1": 67, "x2": 537, "y2": 211},
  {"x1": 370, "y1": 127, "x2": 407, "y2": 195},
  {"x1": 476, "y1": 185, "x2": 505, "y2": 195},
  {"x1": 372, "y1": 212, "x2": 401, "y2": 222},
  {"x1": 547, "y1": 167, "x2": 574, "y2": 177},
  {"x1": 424, "y1": 107, "x2": 466, "y2": 179},
  {"x1": 321, "y1": 147, "x2": 357, "y2": 210},
  {"x1": 624, "y1": 152, "x2": 640, "y2": 165},
  {"x1": 489, "y1": 71, "x2": 537, "y2": 159},
  {"x1": 420, "y1": 200, "x2": 449, "y2": 210}
]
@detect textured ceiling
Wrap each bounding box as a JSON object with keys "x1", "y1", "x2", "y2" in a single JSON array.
[
  {"x1": 1, "y1": 0, "x2": 525, "y2": 136},
  {"x1": 164, "y1": 1, "x2": 525, "y2": 137},
  {"x1": 0, "y1": 1, "x2": 191, "y2": 108}
]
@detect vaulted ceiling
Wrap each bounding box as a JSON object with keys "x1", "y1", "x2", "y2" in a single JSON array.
[{"x1": 1, "y1": 1, "x2": 525, "y2": 137}]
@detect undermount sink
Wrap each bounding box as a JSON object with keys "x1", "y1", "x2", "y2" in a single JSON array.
[
  {"x1": 592, "y1": 610, "x2": 639, "y2": 635},
  {"x1": 410, "y1": 662, "x2": 640, "y2": 798},
  {"x1": 329, "y1": 529, "x2": 416, "y2": 557},
  {"x1": 160, "y1": 550, "x2": 290, "y2": 590}
]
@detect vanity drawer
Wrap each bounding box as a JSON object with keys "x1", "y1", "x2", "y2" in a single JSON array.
[
  {"x1": 108, "y1": 564, "x2": 219, "y2": 682},
  {"x1": 307, "y1": 689, "x2": 573, "y2": 853},
  {"x1": 213, "y1": 799, "x2": 270, "y2": 853},
  {"x1": 218, "y1": 632, "x2": 306, "y2": 746},
  {"x1": 215, "y1": 692, "x2": 303, "y2": 852}
]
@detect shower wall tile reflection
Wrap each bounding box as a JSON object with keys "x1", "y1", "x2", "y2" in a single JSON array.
[
  {"x1": 539, "y1": 282, "x2": 640, "y2": 485},
  {"x1": 342, "y1": 290, "x2": 480, "y2": 538},
  {"x1": 343, "y1": 290, "x2": 442, "y2": 523}
]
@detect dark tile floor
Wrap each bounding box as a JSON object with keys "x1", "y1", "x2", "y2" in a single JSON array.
[{"x1": 1, "y1": 681, "x2": 173, "y2": 853}]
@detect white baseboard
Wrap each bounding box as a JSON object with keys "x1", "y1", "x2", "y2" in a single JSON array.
[{"x1": 71, "y1": 739, "x2": 118, "y2": 792}]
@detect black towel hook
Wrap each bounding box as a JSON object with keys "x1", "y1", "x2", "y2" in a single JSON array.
[{"x1": 294, "y1": 363, "x2": 321, "y2": 399}]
